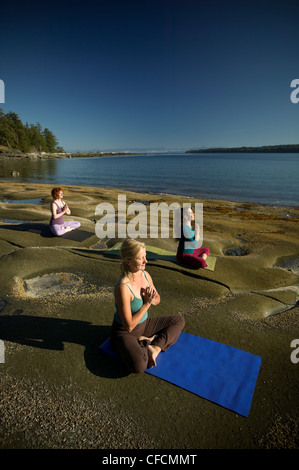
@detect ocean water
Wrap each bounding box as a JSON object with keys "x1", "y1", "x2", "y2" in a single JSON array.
[{"x1": 0, "y1": 152, "x2": 298, "y2": 207}]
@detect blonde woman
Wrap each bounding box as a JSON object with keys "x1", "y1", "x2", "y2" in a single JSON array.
[{"x1": 111, "y1": 238, "x2": 185, "y2": 373}]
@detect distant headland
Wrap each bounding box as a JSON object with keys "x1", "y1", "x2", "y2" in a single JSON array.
[{"x1": 186, "y1": 144, "x2": 299, "y2": 153}]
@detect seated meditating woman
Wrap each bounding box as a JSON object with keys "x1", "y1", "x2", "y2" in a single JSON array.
[
  {"x1": 176, "y1": 207, "x2": 210, "y2": 269},
  {"x1": 111, "y1": 238, "x2": 185, "y2": 373},
  {"x1": 49, "y1": 187, "x2": 81, "y2": 236}
]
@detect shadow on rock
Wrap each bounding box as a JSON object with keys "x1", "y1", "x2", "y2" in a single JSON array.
[
  {"x1": 0, "y1": 314, "x2": 129, "y2": 378},
  {"x1": 0, "y1": 222, "x2": 54, "y2": 238}
]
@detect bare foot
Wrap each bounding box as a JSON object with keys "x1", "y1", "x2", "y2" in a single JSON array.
[
  {"x1": 200, "y1": 253, "x2": 207, "y2": 260},
  {"x1": 139, "y1": 334, "x2": 157, "y2": 343},
  {"x1": 64, "y1": 226, "x2": 75, "y2": 233},
  {"x1": 147, "y1": 344, "x2": 161, "y2": 368}
]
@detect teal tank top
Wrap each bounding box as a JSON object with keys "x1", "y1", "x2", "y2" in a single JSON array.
[
  {"x1": 114, "y1": 272, "x2": 150, "y2": 325},
  {"x1": 178, "y1": 223, "x2": 198, "y2": 254}
]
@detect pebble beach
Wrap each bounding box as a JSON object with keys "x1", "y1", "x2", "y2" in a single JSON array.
[{"x1": 0, "y1": 181, "x2": 298, "y2": 450}]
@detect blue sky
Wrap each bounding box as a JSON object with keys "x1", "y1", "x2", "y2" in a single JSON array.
[{"x1": 1, "y1": 0, "x2": 298, "y2": 152}]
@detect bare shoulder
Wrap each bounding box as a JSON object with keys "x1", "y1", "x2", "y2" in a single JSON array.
[
  {"x1": 114, "y1": 279, "x2": 134, "y2": 306},
  {"x1": 114, "y1": 275, "x2": 130, "y2": 294}
]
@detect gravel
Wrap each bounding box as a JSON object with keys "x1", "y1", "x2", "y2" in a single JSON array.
[{"x1": 0, "y1": 373, "x2": 158, "y2": 449}]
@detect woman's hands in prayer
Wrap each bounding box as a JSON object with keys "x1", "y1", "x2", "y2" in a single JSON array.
[{"x1": 141, "y1": 286, "x2": 157, "y2": 305}]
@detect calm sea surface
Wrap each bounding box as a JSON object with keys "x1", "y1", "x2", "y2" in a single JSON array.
[{"x1": 0, "y1": 153, "x2": 298, "y2": 207}]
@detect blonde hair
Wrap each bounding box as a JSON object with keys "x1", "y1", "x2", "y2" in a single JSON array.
[{"x1": 120, "y1": 238, "x2": 146, "y2": 279}]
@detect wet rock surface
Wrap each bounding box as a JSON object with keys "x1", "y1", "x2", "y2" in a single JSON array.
[
  {"x1": 0, "y1": 181, "x2": 298, "y2": 449},
  {"x1": 224, "y1": 246, "x2": 250, "y2": 256}
]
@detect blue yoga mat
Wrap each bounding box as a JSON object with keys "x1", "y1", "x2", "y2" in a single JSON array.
[{"x1": 99, "y1": 332, "x2": 262, "y2": 417}]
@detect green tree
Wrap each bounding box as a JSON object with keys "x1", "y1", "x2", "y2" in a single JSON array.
[
  {"x1": 43, "y1": 128, "x2": 58, "y2": 152},
  {"x1": 27, "y1": 123, "x2": 47, "y2": 152},
  {"x1": 0, "y1": 109, "x2": 62, "y2": 153},
  {"x1": 0, "y1": 110, "x2": 19, "y2": 148}
]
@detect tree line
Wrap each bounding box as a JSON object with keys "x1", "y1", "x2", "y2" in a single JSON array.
[
  {"x1": 0, "y1": 108, "x2": 63, "y2": 153},
  {"x1": 186, "y1": 144, "x2": 299, "y2": 153}
]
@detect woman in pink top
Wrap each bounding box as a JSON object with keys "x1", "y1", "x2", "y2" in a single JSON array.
[{"x1": 49, "y1": 187, "x2": 81, "y2": 236}]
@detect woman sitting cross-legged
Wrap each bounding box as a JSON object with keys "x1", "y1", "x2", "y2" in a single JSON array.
[
  {"x1": 49, "y1": 187, "x2": 81, "y2": 236},
  {"x1": 176, "y1": 207, "x2": 210, "y2": 269},
  {"x1": 110, "y1": 238, "x2": 185, "y2": 373}
]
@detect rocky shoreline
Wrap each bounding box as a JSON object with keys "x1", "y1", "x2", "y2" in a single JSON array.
[
  {"x1": 0, "y1": 150, "x2": 144, "y2": 160},
  {"x1": 0, "y1": 181, "x2": 298, "y2": 449}
]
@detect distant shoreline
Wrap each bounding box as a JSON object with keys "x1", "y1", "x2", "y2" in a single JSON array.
[
  {"x1": 1, "y1": 143, "x2": 299, "y2": 159},
  {"x1": 186, "y1": 144, "x2": 299, "y2": 153},
  {"x1": 0, "y1": 151, "x2": 145, "y2": 160}
]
